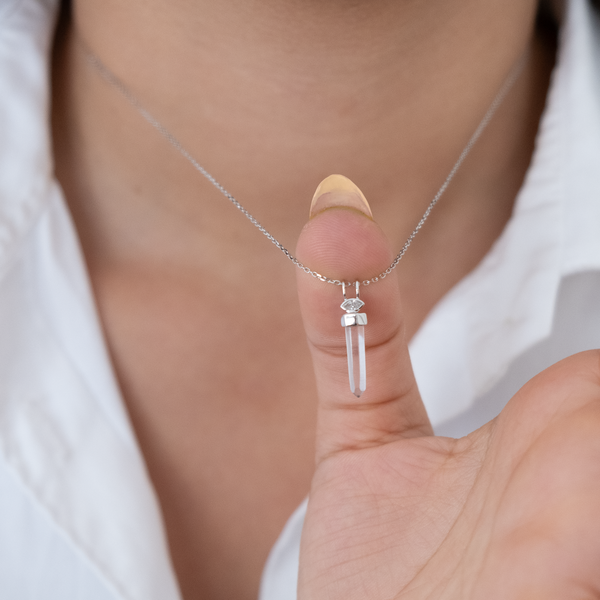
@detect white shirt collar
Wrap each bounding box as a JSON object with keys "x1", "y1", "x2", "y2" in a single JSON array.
[
  {"x1": 0, "y1": 0, "x2": 55, "y2": 280},
  {"x1": 560, "y1": 0, "x2": 600, "y2": 273},
  {"x1": 0, "y1": 3, "x2": 182, "y2": 599}
]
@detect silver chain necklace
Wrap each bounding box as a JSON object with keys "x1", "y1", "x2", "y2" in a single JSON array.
[{"x1": 83, "y1": 42, "x2": 526, "y2": 396}]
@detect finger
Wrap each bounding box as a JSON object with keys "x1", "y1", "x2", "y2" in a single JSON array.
[{"x1": 296, "y1": 175, "x2": 432, "y2": 463}]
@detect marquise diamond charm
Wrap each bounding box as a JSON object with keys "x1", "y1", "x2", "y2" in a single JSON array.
[{"x1": 341, "y1": 282, "x2": 367, "y2": 397}]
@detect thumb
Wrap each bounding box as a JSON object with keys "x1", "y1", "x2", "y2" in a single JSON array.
[{"x1": 296, "y1": 175, "x2": 432, "y2": 463}]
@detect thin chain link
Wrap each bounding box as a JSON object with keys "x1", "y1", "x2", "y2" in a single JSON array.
[{"x1": 85, "y1": 45, "x2": 526, "y2": 287}]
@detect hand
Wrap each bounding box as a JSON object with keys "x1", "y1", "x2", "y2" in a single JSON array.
[{"x1": 295, "y1": 202, "x2": 600, "y2": 599}]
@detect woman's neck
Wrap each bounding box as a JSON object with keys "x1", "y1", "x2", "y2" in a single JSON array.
[{"x1": 53, "y1": 0, "x2": 554, "y2": 331}]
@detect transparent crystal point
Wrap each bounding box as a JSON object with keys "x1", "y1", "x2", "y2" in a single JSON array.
[{"x1": 345, "y1": 324, "x2": 366, "y2": 397}]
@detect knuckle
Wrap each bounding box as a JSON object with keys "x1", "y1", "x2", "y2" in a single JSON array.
[
  {"x1": 555, "y1": 349, "x2": 600, "y2": 390},
  {"x1": 519, "y1": 350, "x2": 600, "y2": 413}
]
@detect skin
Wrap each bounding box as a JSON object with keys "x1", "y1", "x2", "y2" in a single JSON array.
[
  {"x1": 48, "y1": 1, "x2": 593, "y2": 599},
  {"x1": 296, "y1": 209, "x2": 600, "y2": 599}
]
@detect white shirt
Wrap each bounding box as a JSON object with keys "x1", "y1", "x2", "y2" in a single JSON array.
[{"x1": 0, "y1": 0, "x2": 599, "y2": 598}]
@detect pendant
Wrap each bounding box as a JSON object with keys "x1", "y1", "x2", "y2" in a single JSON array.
[{"x1": 341, "y1": 282, "x2": 367, "y2": 397}]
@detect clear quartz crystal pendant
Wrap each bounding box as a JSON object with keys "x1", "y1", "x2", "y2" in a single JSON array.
[{"x1": 341, "y1": 282, "x2": 367, "y2": 397}]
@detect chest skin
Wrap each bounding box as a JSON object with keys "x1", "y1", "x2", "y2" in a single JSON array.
[{"x1": 90, "y1": 263, "x2": 318, "y2": 600}]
